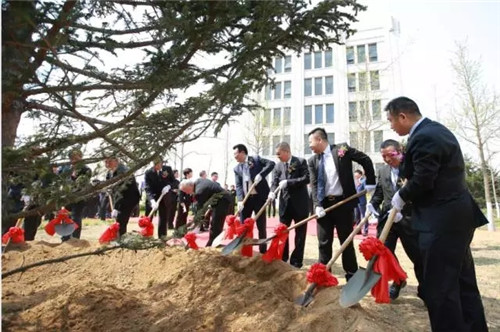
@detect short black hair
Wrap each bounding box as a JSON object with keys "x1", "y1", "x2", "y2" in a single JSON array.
[
  {"x1": 183, "y1": 168, "x2": 192, "y2": 177},
  {"x1": 384, "y1": 97, "x2": 422, "y2": 117},
  {"x1": 211, "y1": 172, "x2": 218, "y2": 176},
  {"x1": 354, "y1": 169, "x2": 363, "y2": 176},
  {"x1": 308, "y1": 127, "x2": 328, "y2": 141},
  {"x1": 199, "y1": 170, "x2": 207, "y2": 176},
  {"x1": 233, "y1": 144, "x2": 248, "y2": 155},
  {"x1": 380, "y1": 139, "x2": 401, "y2": 150}
]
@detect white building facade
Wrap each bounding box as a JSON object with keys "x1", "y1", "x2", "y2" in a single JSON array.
[{"x1": 251, "y1": 17, "x2": 403, "y2": 170}]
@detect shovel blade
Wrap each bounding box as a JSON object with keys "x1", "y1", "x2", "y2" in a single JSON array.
[
  {"x1": 221, "y1": 231, "x2": 246, "y2": 255},
  {"x1": 339, "y1": 267, "x2": 381, "y2": 308},
  {"x1": 211, "y1": 229, "x2": 226, "y2": 248},
  {"x1": 55, "y1": 223, "x2": 76, "y2": 237},
  {"x1": 294, "y1": 283, "x2": 317, "y2": 307}
]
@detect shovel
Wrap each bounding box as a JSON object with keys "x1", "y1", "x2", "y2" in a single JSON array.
[
  {"x1": 295, "y1": 211, "x2": 372, "y2": 307},
  {"x1": 2, "y1": 217, "x2": 25, "y2": 254},
  {"x1": 243, "y1": 190, "x2": 368, "y2": 248},
  {"x1": 220, "y1": 186, "x2": 279, "y2": 254},
  {"x1": 339, "y1": 207, "x2": 399, "y2": 308}
]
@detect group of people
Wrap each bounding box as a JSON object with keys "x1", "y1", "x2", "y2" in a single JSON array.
[{"x1": 3, "y1": 96, "x2": 488, "y2": 331}]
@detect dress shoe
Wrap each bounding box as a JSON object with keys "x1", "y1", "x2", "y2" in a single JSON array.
[{"x1": 389, "y1": 280, "x2": 407, "y2": 300}]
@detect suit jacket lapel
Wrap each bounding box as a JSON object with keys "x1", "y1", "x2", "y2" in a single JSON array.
[{"x1": 331, "y1": 145, "x2": 340, "y2": 174}]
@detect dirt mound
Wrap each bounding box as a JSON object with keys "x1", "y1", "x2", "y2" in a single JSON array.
[{"x1": 2, "y1": 240, "x2": 413, "y2": 331}]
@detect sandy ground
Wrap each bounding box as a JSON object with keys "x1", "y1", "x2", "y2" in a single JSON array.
[{"x1": 2, "y1": 220, "x2": 499, "y2": 331}]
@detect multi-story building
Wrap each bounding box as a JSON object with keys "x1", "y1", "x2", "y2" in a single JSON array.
[{"x1": 250, "y1": 16, "x2": 403, "y2": 170}]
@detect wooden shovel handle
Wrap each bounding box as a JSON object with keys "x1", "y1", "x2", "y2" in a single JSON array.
[
  {"x1": 378, "y1": 208, "x2": 398, "y2": 243},
  {"x1": 254, "y1": 187, "x2": 280, "y2": 220},
  {"x1": 241, "y1": 181, "x2": 258, "y2": 206},
  {"x1": 326, "y1": 211, "x2": 372, "y2": 270},
  {"x1": 148, "y1": 190, "x2": 168, "y2": 218}
]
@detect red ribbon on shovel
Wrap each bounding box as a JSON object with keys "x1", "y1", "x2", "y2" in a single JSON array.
[
  {"x1": 45, "y1": 208, "x2": 78, "y2": 236},
  {"x1": 2, "y1": 227, "x2": 25, "y2": 245},
  {"x1": 224, "y1": 215, "x2": 240, "y2": 240},
  {"x1": 236, "y1": 218, "x2": 255, "y2": 257},
  {"x1": 99, "y1": 222, "x2": 120, "y2": 244},
  {"x1": 184, "y1": 232, "x2": 199, "y2": 250},
  {"x1": 138, "y1": 216, "x2": 154, "y2": 237},
  {"x1": 261, "y1": 223, "x2": 289, "y2": 263},
  {"x1": 359, "y1": 237, "x2": 407, "y2": 303}
]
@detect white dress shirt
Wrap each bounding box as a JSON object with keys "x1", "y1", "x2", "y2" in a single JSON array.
[{"x1": 322, "y1": 146, "x2": 343, "y2": 196}]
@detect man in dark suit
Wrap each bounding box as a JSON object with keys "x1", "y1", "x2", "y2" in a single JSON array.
[
  {"x1": 175, "y1": 167, "x2": 193, "y2": 229},
  {"x1": 307, "y1": 128, "x2": 376, "y2": 280},
  {"x1": 233, "y1": 143, "x2": 275, "y2": 253},
  {"x1": 386, "y1": 97, "x2": 488, "y2": 331},
  {"x1": 144, "y1": 158, "x2": 175, "y2": 238},
  {"x1": 179, "y1": 178, "x2": 232, "y2": 246},
  {"x1": 368, "y1": 139, "x2": 424, "y2": 300},
  {"x1": 269, "y1": 142, "x2": 310, "y2": 268},
  {"x1": 105, "y1": 155, "x2": 141, "y2": 236}
]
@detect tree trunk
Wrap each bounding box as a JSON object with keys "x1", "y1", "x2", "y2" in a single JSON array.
[{"x1": 478, "y1": 141, "x2": 495, "y2": 231}]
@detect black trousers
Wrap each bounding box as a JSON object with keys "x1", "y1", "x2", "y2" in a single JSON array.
[
  {"x1": 280, "y1": 204, "x2": 308, "y2": 268},
  {"x1": 377, "y1": 216, "x2": 424, "y2": 296},
  {"x1": 206, "y1": 199, "x2": 230, "y2": 247},
  {"x1": 62, "y1": 203, "x2": 84, "y2": 241},
  {"x1": 175, "y1": 202, "x2": 190, "y2": 229},
  {"x1": 23, "y1": 205, "x2": 42, "y2": 241},
  {"x1": 316, "y1": 198, "x2": 358, "y2": 277},
  {"x1": 418, "y1": 228, "x2": 487, "y2": 332},
  {"x1": 240, "y1": 194, "x2": 267, "y2": 253},
  {"x1": 116, "y1": 204, "x2": 136, "y2": 236}
]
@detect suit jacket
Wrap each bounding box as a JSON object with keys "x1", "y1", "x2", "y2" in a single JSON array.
[
  {"x1": 399, "y1": 118, "x2": 488, "y2": 232},
  {"x1": 370, "y1": 164, "x2": 411, "y2": 222},
  {"x1": 194, "y1": 178, "x2": 231, "y2": 209},
  {"x1": 60, "y1": 163, "x2": 92, "y2": 209},
  {"x1": 106, "y1": 163, "x2": 140, "y2": 211},
  {"x1": 234, "y1": 155, "x2": 275, "y2": 201},
  {"x1": 144, "y1": 165, "x2": 175, "y2": 201},
  {"x1": 270, "y1": 156, "x2": 310, "y2": 218},
  {"x1": 308, "y1": 143, "x2": 375, "y2": 209}
]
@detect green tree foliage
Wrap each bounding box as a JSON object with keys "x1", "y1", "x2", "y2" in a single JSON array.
[
  {"x1": 464, "y1": 155, "x2": 499, "y2": 208},
  {"x1": 2, "y1": 0, "x2": 365, "y2": 220}
]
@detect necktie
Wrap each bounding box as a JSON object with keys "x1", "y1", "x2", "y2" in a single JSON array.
[
  {"x1": 391, "y1": 168, "x2": 398, "y2": 189},
  {"x1": 317, "y1": 154, "x2": 326, "y2": 202},
  {"x1": 284, "y1": 162, "x2": 289, "y2": 179}
]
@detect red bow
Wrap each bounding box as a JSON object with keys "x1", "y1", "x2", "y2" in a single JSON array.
[
  {"x1": 359, "y1": 237, "x2": 407, "y2": 303},
  {"x1": 44, "y1": 208, "x2": 78, "y2": 236},
  {"x1": 138, "y1": 216, "x2": 154, "y2": 237},
  {"x1": 184, "y1": 232, "x2": 199, "y2": 250},
  {"x1": 99, "y1": 222, "x2": 120, "y2": 244},
  {"x1": 2, "y1": 226, "x2": 25, "y2": 244},
  {"x1": 224, "y1": 215, "x2": 240, "y2": 240},
  {"x1": 262, "y1": 223, "x2": 289, "y2": 263},
  {"x1": 236, "y1": 218, "x2": 255, "y2": 257},
  {"x1": 306, "y1": 263, "x2": 339, "y2": 287}
]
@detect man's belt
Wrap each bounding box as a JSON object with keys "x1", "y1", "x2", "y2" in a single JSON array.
[{"x1": 326, "y1": 195, "x2": 344, "y2": 201}]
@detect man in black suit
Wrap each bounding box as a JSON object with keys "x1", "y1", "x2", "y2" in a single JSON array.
[
  {"x1": 368, "y1": 139, "x2": 424, "y2": 300},
  {"x1": 386, "y1": 97, "x2": 487, "y2": 331},
  {"x1": 233, "y1": 143, "x2": 275, "y2": 253},
  {"x1": 175, "y1": 168, "x2": 193, "y2": 229},
  {"x1": 144, "y1": 158, "x2": 175, "y2": 238},
  {"x1": 105, "y1": 155, "x2": 141, "y2": 236},
  {"x1": 269, "y1": 142, "x2": 310, "y2": 268},
  {"x1": 179, "y1": 178, "x2": 232, "y2": 246},
  {"x1": 307, "y1": 128, "x2": 376, "y2": 280}
]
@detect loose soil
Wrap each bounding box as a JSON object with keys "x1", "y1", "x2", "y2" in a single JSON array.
[{"x1": 2, "y1": 223, "x2": 499, "y2": 331}]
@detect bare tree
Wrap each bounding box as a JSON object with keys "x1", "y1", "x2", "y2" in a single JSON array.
[{"x1": 449, "y1": 41, "x2": 499, "y2": 231}]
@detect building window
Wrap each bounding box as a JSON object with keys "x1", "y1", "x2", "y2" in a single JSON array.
[
  {"x1": 372, "y1": 100, "x2": 381, "y2": 120},
  {"x1": 265, "y1": 85, "x2": 272, "y2": 100},
  {"x1": 274, "y1": 81, "x2": 282, "y2": 99},
  {"x1": 304, "y1": 134, "x2": 311, "y2": 155},
  {"x1": 314, "y1": 51, "x2": 322, "y2": 68},
  {"x1": 284, "y1": 55, "x2": 292, "y2": 72},
  {"x1": 373, "y1": 130, "x2": 383, "y2": 152},
  {"x1": 273, "y1": 108, "x2": 281, "y2": 126},
  {"x1": 347, "y1": 73, "x2": 356, "y2": 92},
  {"x1": 346, "y1": 46, "x2": 354, "y2": 64},
  {"x1": 283, "y1": 107, "x2": 291, "y2": 126},
  {"x1": 283, "y1": 135, "x2": 291, "y2": 144},
  {"x1": 314, "y1": 77, "x2": 323, "y2": 96},
  {"x1": 358, "y1": 72, "x2": 367, "y2": 92},
  {"x1": 325, "y1": 76, "x2": 334, "y2": 95},
  {"x1": 262, "y1": 136, "x2": 270, "y2": 156},
  {"x1": 315, "y1": 104, "x2": 323, "y2": 124},
  {"x1": 369, "y1": 43, "x2": 378, "y2": 62},
  {"x1": 263, "y1": 109, "x2": 271, "y2": 127},
  {"x1": 325, "y1": 48, "x2": 333, "y2": 67},
  {"x1": 327, "y1": 132, "x2": 335, "y2": 143},
  {"x1": 304, "y1": 52, "x2": 312, "y2": 70},
  {"x1": 370, "y1": 71, "x2": 380, "y2": 90},
  {"x1": 349, "y1": 102, "x2": 357, "y2": 122},
  {"x1": 284, "y1": 80, "x2": 291, "y2": 99},
  {"x1": 350, "y1": 131, "x2": 358, "y2": 148},
  {"x1": 304, "y1": 78, "x2": 312, "y2": 97},
  {"x1": 275, "y1": 57, "x2": 283, "y2": 74},
  {"x1": 357, "y1": 45, "x2": 366, "y2": 63},
  {"x1": 304, "y1": 105, "x2": 312, "y2": 125},
  {"x1": 326, "y1": 103, "x2": 334, "y2": 123},
  {"x1": 272, "y1": 135, "x2": 281, "y2": 151}
]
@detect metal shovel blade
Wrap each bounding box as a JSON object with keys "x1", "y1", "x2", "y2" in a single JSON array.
[
  {"x1": 55, "y1": 223, "x2": 76, "y2": 237},
  {"x1": 221, "y1": 229, "x2": 247, "y2": 255},
  {"x1": 294, "y1": 283, "x2": 317, "y2": 307},
  {"x1": 211, "y1": 229, "x2": 226, "y2": 248},
  {"x1": 339, "y1": 264, "x2": 381, "y2": 308}
]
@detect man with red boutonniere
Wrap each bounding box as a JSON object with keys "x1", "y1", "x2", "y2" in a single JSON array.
[
  {"x1": 307, "y1": 128, "x2": 376, "y2": 281},
  {"x1": 233, "y1": 143, "x2": 275, "y2": 253}
]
